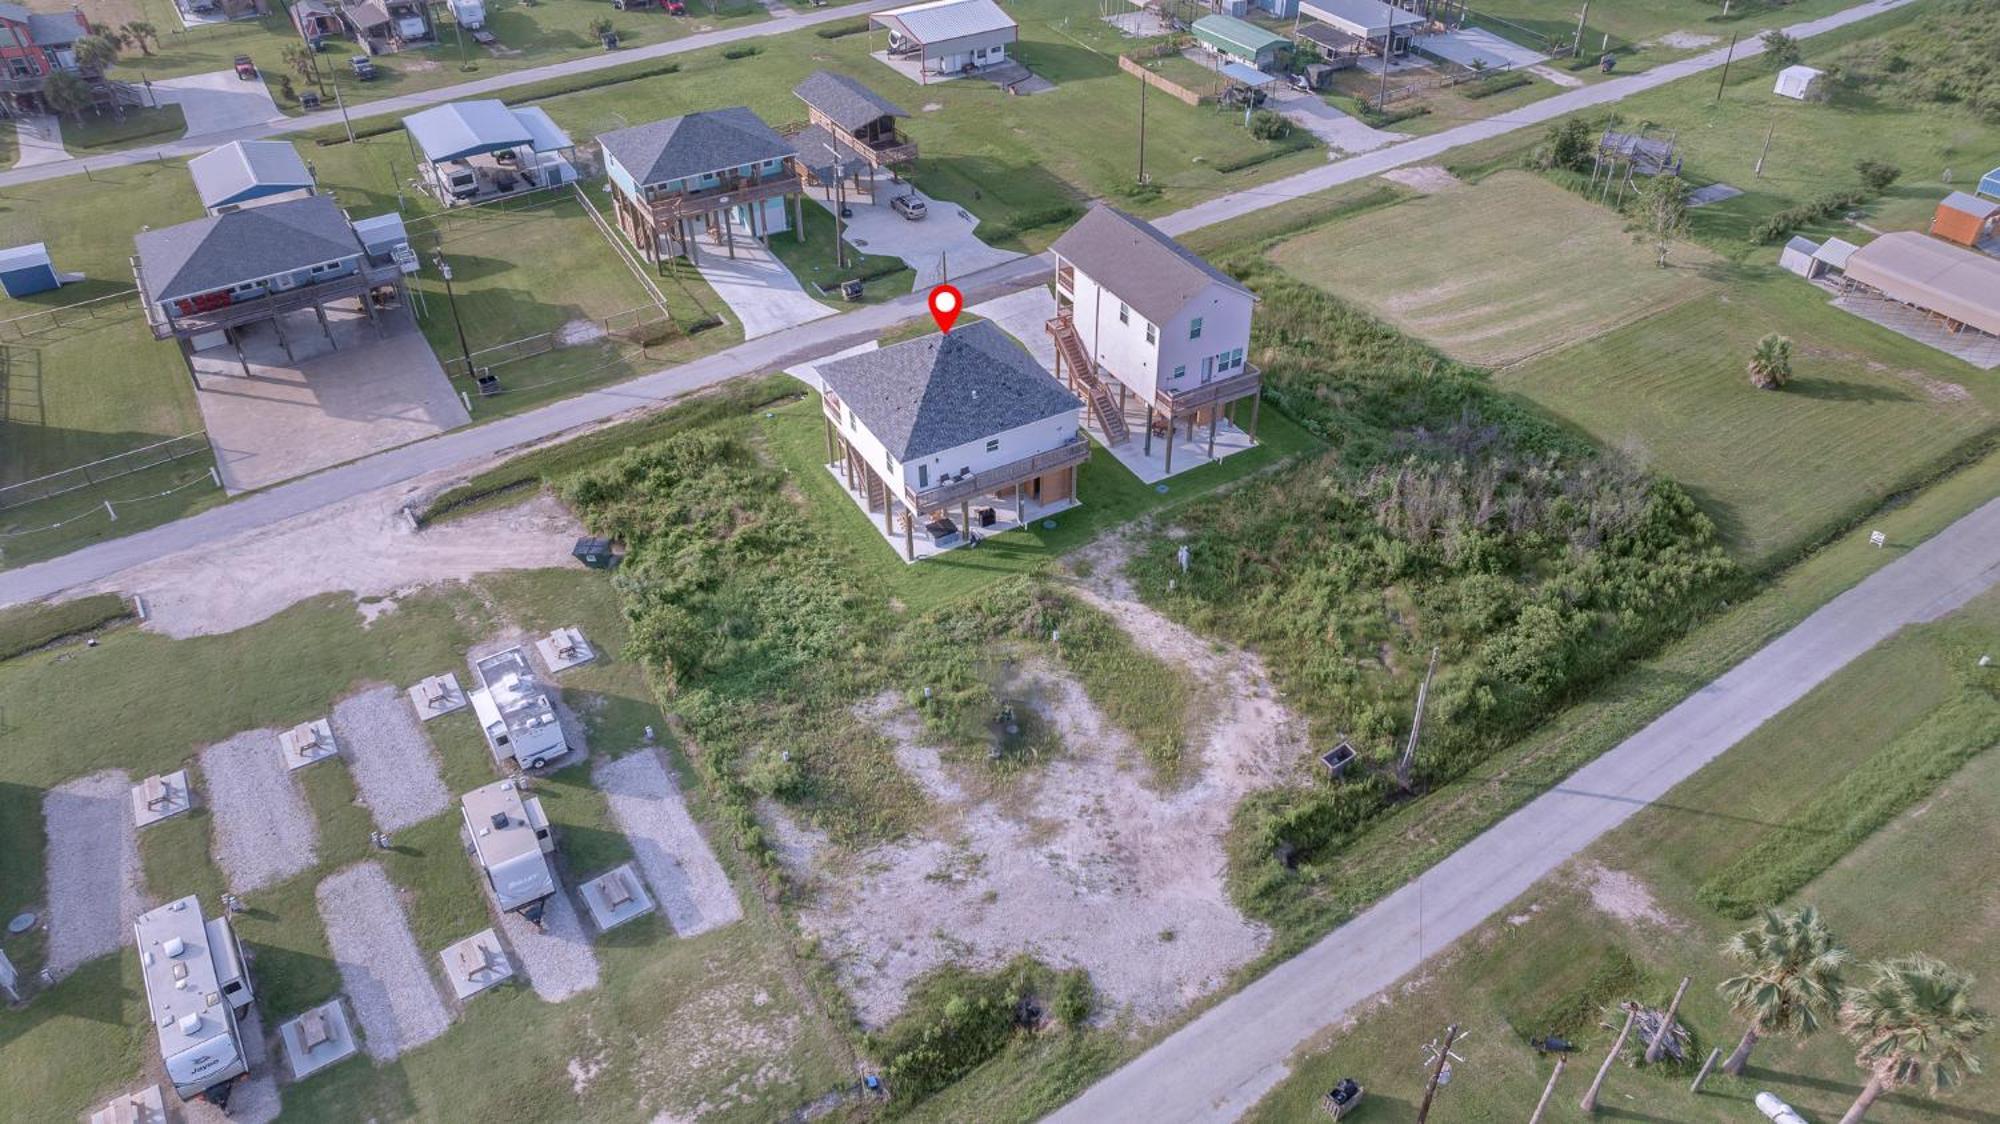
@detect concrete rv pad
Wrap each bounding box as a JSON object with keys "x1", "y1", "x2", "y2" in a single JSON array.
[
  {"x1": 129, "y1": 769, "x2": 194, "y2": 828},
  {"x1": 406, "y1": 672, "x2": 468, "y2": 719},
  {"x1": 439, "y1": 928, "x2": 515, "y2": 1000},
  {"x1": 317, "y1": 862, "x2": 451, "y2": 1060},
  {"x1": 595, "y1": 748, "x2": 743, "y2": 938},
  {"x1": 279, "y1": 999, "x2": 360, "y2": 1080}
]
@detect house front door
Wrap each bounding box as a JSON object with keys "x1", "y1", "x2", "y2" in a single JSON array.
[{"x1": 1201, "y1": 356, "x2": 1215, "y2": 384}]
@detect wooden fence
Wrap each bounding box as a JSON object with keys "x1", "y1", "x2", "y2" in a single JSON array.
[{"x1": 1119, "y1": 54, "x2": 1213, "y2": 107}]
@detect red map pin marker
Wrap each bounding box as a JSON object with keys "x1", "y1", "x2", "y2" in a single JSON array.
[{"x1": 928, "y1": 284, "x2": 963, "y2": 333}]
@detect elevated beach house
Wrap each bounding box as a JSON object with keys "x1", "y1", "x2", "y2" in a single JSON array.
[{"x1": 599, "y1": 106, "x2": 800, "y2": 264}]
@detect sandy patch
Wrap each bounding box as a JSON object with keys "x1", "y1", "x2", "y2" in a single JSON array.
[
  {"x1": 200, "y1": 731, "x2": 319, "y2": 894},
  {"x1": 332, "y1": 684, "x2": 450, "y2": 834},
  {"x1": 1645, "y1": 30, "x2": 1720, "y2": 49},
  {"x1": 43, "y1": 770, "x2": 146, "y2": 974},
  {"x1": 1382, "y1": 165, "x2": 1463, "y2": 194},
  {"x1": 791, "y1": 530, "x2": 1303, "y2": 1028},
  {"x1": 317, "y1": 862, "x2": 452, "y2": 1060},
  {"x1": 81, "y1": 490, "x2": 585, "y2": 639},
  {"x1": 557, "y1": 318, "x2": 608, "y2": 348},
  {"x1": 1580, "y1": 862, "x2": 1680, "y2": 930},
  {"x1": 633, "y1": 966, "x2": 805, "y2": 1121}
]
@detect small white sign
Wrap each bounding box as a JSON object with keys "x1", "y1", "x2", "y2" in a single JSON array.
[{"x1": 1869, "y1": 531, "x2": 1887, "y2": 548}]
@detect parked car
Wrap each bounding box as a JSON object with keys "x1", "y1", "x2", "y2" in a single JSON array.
[
  {"x1": 350, "y1": 55, "x2": 377, "y2": 80},
  {"x1": 233, "y1": 55, "x2": 257, "y2": 80},
  {"x1": 891, "y1": 194, "x2": 927, "y2": 221}
]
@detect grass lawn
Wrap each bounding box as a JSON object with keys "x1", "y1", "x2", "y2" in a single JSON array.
[
  {"x1": 0, "y1": 567, "x2": 853, "y2": 1121},
  {"x1": 58, "y1": 104, "x2": 186, "y2": 155},
  {"x1": 1503, "y1": 276, "x2": 1998, "y2": 567},
  {"x1": 1468, "y1": 0, "x2": 1872, "y2": 69},
  {"x1": 766, "y1": 197, "x2": 917, "y2": 304},
  {"x1": 1245, "y1": 585, "x2": 2000, "y2": 1123},
  {"x1": 1268, "y1": 170, "x2": 1724, "y2": 368},
  {"x1": 0, "y1": 118, "x2": 17, "y2": 168}
]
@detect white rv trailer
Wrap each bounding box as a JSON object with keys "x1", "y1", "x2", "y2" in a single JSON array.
[
  {"x1": 134, "y1": 896, "x2": 255, "y2": 1104},
  {"x1": 469, "y1": 646, "x2": 568, "y2": 769},
  {"x1": 462, "y1": 778, "x2": 557, "y2": 922}
]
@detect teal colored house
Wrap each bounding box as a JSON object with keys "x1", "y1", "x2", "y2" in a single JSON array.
[{"x1": 1193, "y1": 14, "x2": 1288, "y2": 69}]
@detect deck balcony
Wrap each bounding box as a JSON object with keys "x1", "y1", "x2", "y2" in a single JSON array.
[
  {"x1": 1155, "y1": 363, "x2": 1261, "y2": 417},
  {"x1": 134, "y1": 257, "x2": 406, "y2": 340},
  {"x1": 640, "y1": 168, "x2": 798, "y2": 223}
]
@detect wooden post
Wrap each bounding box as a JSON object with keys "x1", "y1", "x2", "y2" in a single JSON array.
[
  {"x1": 824, "y1": 415, "x2": 836, "y2": 463},
  {"x1": 960, "y1": 498, "x2": 969, "y2": 536},
  {"x1": 1206, "y1": 408, "x2": 1218, "y2": 458},
  {"x1": 795, "y1": 192, "x2": 805, "y2": 243},
  {"x1": 1014, "y1": 481, "x2": 1023, "y2": 523},
  {"x1": 1414, "y1": 1024, "x2": 1460, "y2": 1124},
  {"x1": 1249, "y1": 394, "x2": 1261, "y2": 442},
  {"x1": 1164, "y1": 420, "x2": 1175, "y2": 475},
  {"x1": 903, "y1": 509, "x2": 914, "y2": 560},
  {"x1": 1143, "y1": 405, "x2": 1155, "y2": 455},
  {"x1": 1645, "y1": 978, "x2": 1692, "y2": 1064},
  {"x1": 1580, "y1": 1005, "x2": 1636, "y2": 1113},
  {"x1": 1690, "y1": 1047, "x2": 1722, "y2": 1094},
  {"x1": 1528, "y1": 1056, "x2": 1566, "y2": 1124}
]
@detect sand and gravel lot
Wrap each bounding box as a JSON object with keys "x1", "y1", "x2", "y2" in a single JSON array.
[
  {"x1": 495, "y1": 889, "x2": 600, "y2": 1002},
  {"x1": 595, "y1": 749, "x2": 742, "y2": 938},
  {"x1": 316, "y1": 862, "x2": 451, "y2": 1060},
  {"x1": 200, "y1": 730, "x2": 320, "y2": 893},
  {"x1": 332, "y1": 684, "x2": 449, "y2": 834},
  {"x1": 42, "y1": 769, "x2": 146, "y2": 974}
]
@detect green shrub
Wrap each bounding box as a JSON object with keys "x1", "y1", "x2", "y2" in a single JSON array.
[
  {"x1": 722, "y1": 44, "x2": 761, "y2": 60},
  {"x1": 868, "y1": 958, "x2": 1083, "y2": 1107},
  {"x1": 1854, "y1": 158, "x2": 1901, "y2": 192},
  {"x1": 1247, "y1": 108, "x2": 1289, "y2": 141},
  {"x1": 1461, "y1": 70, "x2": 1532, "y2": 99},
  {"x1": 1750, "y1": 187, "x2": 1868, "y2": 243},
  {"x1": 816, "y1": 19, "x2": 871, "y2": 38},
  {"x1": 0, "y1": 593, "x2": 131, "y2": 662}
]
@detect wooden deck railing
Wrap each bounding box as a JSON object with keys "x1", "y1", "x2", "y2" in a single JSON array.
[
  {"x1": 907, "y1": 437, "x2": 1091, "y2": 510},
  {"x1": 1157, "y1": 364, "x2": 1261, "y2": 416}
]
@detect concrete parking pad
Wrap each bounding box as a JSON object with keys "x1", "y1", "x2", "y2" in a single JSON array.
[
  {"x1": 279, "y1": 999, "x2": 359, "y2": 1080},
  {"x1": 151, "y1": 70, "x2": 285, "y2": 139},
  {"x1": 595, "y1": 748, "x2": 743, "y2": 938},
  {"x1": 494, "y1": 889, "x2": 600, "y2": 1001},
  {"x1": 333, "y1": 685, "x2": 449, "y2": 834},
  {"x1": 129, "y1": 769, "x2": 194, "y2": 828},
  {"x1": 694, "y1": 218, "x2": 836, "y2": 340},
  {"x1": 1420, "y1": 27, "x2": 1549, "y2": 70},
  {"x1": 535, "y1": 626, "x2": 595, "y2": 673},
  {"x1": 579, "y1": 863, "x2": 656, "y2": 932},
  {"x1": 820, "y1": 171, "x2": 1019, "y2": 291},
  {"x1": 407, "y1": 673, "x2": 468, "y2": 719},
  {"x1": 201, "y1": 730, "x2": 319, "y2": 894},
  {"x1": 1267, "y1": 87, "x2": 1406, "y2": 155},
  {"x1": 439, "y1": 928, "x2": 514, "y2": 1000},
  {"x1": 192, "y1": 308, "x2": 468, "y2": 495},
  {"x1": 317, "y1": 862, "x2": 452, "y2": 1060},
  {"x1": 13, "y1": 114, "x2": 67, "y2": 169},
  {"x1": 44, "y1": 769, "x2": 144, "y2": 973},
  {"x1": 278, "y1": 718, "x2": 338, "y2": 771},
  {"x1": 87, "y1": 1085, "x2": 166, "y2": 1124}
]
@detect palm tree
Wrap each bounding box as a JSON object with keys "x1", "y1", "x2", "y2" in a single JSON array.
[
  {"x1": 72, "y1": 33, "x2": 122, "y2": 76},
  {"x1": 1717, "y1": 905, "x2": 1848, "y2": 1076},
  {"x1": 42, "y1": 69, "x2": 95, "y2": 122},
  {"x1": 1747, "y1": 333, "x2": 1794, "y2": 390},
  {"x1": 122, "y1": 21, "x2": 158, "y2": 56},
  {"x1": 1837, "y1": 956, "x2": 1991, "y2": 1124},
  {"x1": 281, "y1": 42, "x2": 324, "y2": 97}
]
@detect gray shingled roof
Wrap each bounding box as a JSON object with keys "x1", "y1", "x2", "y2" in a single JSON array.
[
  {"x1": 790, "y1": 123, "x2": 869, "y2": 180},
  {"x1": 20, "y1": 9, "x2": 85, "y2": 45},
  {"x1": 135, "y1": 195, "x2": 361, "y2": 303},
  {"x1": 794, "y1": 70, "x2": 908, "y2": 133},
  {"x1": 598, "y1": 107, "x2": 795, "y2": 188},
  {"x1": 1049, "y1": 204, "x2": 1251, "y2": 326},
  {"x1": 818, "y1": 320, "x2": 1081, "y2": 461},
  {"x1": 189, "y1": 140, "x2": 314, "y2": 210}
]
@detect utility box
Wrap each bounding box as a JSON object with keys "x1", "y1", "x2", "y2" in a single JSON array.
[
  {"x1": 572, "y1": 537, "x2": 617, "y2": 569},
  {"x1": 135, "y1": 896, "x2": 255, "y2": 1103},
  {"x1": 462, "y1": 779, "x2": 557, "y2": 921},
  {"x1": 469, "y1": 646, "x2": 569, "y2": 769}
]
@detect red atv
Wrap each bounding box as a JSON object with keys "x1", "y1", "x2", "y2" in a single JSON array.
[{"x1": 666, "y1": 0, "x2": 686, "y2": 13}]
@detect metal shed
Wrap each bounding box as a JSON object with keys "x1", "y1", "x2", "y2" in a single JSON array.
[
  {"x1": 189, "y1": 141, "x2": 315, "y2": 215},
  {"x1": 1773, "y1": 64, "x2": 1825, "y2": 101},
  {"x1": 872, "y1": 0, "x2": 1018, "y2": 82},
  {"x1": 1930, "y1": 191, "x2": 2000, "y2": 249},
  {"x1": 1193, "y1": 14, "x2": 1288, "y2": 68},
  {"x1": 1981, "y1": 167, "x2": 2000, "y2": 201},
  {"x1": 1778, "y1": 235, "x2": 1819, "y2": 278},
  {"x1": 0, "y1": 243, "x2": 58, "y2": 297}
]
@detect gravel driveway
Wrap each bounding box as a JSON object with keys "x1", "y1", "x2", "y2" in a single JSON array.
[
  {"x1": 595, "y1": 749, "x2": 742, "y2": 938},
  {"x1": 200, "y1": 730, "x2": 319, "y2": 893},
  {"x1": 494, "y1": 889, "x2": 600, "y2": 1002},
  {"x1": 332, "y1": 685, "x2": 449, "y2": 834},
  {"x1": 43, "y1": 770, "x2": 146, "y2": 973},
  {"x1": 316, "y1": 862, "x2": 451, "y2": 1060}
]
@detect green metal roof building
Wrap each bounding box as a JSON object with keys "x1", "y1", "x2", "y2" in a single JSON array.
[{"x1": 1192, "y1": 14, "x2": 1288, "y2": 68}]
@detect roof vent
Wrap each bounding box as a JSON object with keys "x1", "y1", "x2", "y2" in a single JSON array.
[
  {"x1": 179, "y1": 1012, "x2": 203, "y2": 1035},
  {"x1": 490, "y1": 812, "x2": 509, "y2": 831},
  {"x1": 164, "y1": 937, "x2": 186, "y2": 958}
]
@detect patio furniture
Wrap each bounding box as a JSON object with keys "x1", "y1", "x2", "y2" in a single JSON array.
[
  {"x1": 290, "y1": 722, "x2": 321, "y2": 754},
  {"x1": 299, "y1": 1008, "x2": 331, "y2": 1051},
  {"x1": 420, "y1": 676, "x2": 451, "y2": 708},
  {"x1": 974, "y1": 506, "x2": 996, "y2": 527},
  {"x1": 142, "y1": 775, "x2": 172, "y2": 811},
  {"x1": 602, "y1": 871, "x2": 635, "y2": 910}
]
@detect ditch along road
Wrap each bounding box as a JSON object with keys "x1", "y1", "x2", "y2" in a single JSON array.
[
  {"x1": 0, "y1": 0, "x2": 1917, "y2": 611},
  {"x1": 0, "y1": 0, "x2": 910, "y2": 190}
]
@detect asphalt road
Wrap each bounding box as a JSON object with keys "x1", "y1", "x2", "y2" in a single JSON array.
[{"x1": 0, "y1": 0, "x2": 906, "y2": 190}]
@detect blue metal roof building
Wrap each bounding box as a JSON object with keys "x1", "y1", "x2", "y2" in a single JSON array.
[{"x1": 0, "y1": 243, "x2": 59, "y2": 298}]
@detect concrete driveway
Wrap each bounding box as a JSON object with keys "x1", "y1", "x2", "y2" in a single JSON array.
[
  {"x1": 1267, "y1": 88, "x2": 1406, "y2": 155},
  {"x1": 825, "y1": 173, "x2": 1020, "y2": 290},
  {"x1": 150, "y1": 69, "x2": 286, "y2": 139},
  {"x1": 694, "y1": 218, "x2": 836, "y2": 340},
  {"x1": 1420, "y1": 26, "x2": 1549, "y2": 70},
  {"x1": 12, "y1": 114, "x2": 67, "y2": 168},
  {"x1": 192, "y1": 307, "x2": 469, "y2": 493}
]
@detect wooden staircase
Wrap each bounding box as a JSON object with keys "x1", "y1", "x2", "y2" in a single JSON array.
[{"x1": 1046, "y1": 315, "x2": 1129, "y2": 446}]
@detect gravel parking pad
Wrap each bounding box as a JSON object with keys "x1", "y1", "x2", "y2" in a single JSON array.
[
  {"x1": 43, "y1": 769, "x2": 146, "y2": 974},
  {"x1": 316, "y1": 862, "x2": 451, "y2": 1061},
  {"x1": 595, "y1": 749, "x2": 743, "y2": 938},
  {"x1": 201, "y1": 730, "x2": 319, "y2": 893},
  {"x1": 494, "y1": 889, "x2": 600, "y2": 1002},
  {"x1": 332, "y1": 685, "x2": 449, "y2": 834}
]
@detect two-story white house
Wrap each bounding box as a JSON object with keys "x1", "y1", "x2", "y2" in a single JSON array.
[
  {"x1": 1047, "y1": 204, "x2": 1261, "y2": 475},
  {"x1": 818, "y1": 320, "x2": 1088, "y2": 561},
  {"x1": 598, "y1": 107, "x2": 799, "y2": 266}
]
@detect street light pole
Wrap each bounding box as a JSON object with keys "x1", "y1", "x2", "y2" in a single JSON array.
[
  {"x1": 823, "y1": 144, "x2": 849, "y2": 271},
  {"x1": 433, "y1": 242, "x2": 473, "y2": 379}
]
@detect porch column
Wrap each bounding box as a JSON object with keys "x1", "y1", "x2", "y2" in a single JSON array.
[
  {"x1": 315, "y1": 298, "x2": 335, "y2": 344},
  {"x1": 232, "y1": 329, "x2": 252, "y2": 377},
  {"x1": 1014, "y1": 482, "x2": 1023, "y2": 523},
  {"x1": 1207, "y1": 409, "x2": 1219, "y2": 458},
  {"x1": 272, "y1": 310, "x2": 295, "y2": 363},
  {"x1": 960, "y1": 498, "x2": 970, "y2": 535},
  {"x1": 1164, "y1": 421, "x2": 1176, "y2": 476},
  {"x1": 178, "y1": 337, "x2": 197, "y2": 384},
  {"x1": 824, "y1": 415, "x2": 836, "y2": 463},
  {"x1": 904, "y1": 512, "x2": 914, "y2": 561},
  {"x1": 1143, "y1": 405, "x2": 1155, "y2": 455},
  {"x1": 795, "y1": 193, "x2": 805, "y2": 243},
  {"x1": 1249, "y1": 394, "x2": 1261, "y2": 443},
  {"x1": 882, "y1": 484, "x2": 894, "y2": 535},
  {"x1": 725, "y1": 210, "x2": 737, "y2": 259}
]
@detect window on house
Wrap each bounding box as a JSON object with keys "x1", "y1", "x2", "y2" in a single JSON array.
[
  {"x1": 1202, "y1": 356, "x2": 1215, "y2": 380},
  {"x1": 229, "y1": 281, "x2": 259, "y2": 294},
  {"x1": 1144, "y1": 323, "x2": 1156, "y2": 345},
  {"x1": 1230, "y1": 348, "x2": 1245, "y2": 370},
  {"x1": 1172, "y1": 365, "x2": 1186, "y2": 380},
  {"x1": 1117, "y1": 302, "x2": 1128, "y2": 325},
  {"x1": 985, "y1": 439, "x2": 1000, "y2": 453},
  {"x1": 887, "y1": 455, "x2": 898, "y2": 474},
  {"x1": 309, "y1": 260, "x2": 343, "y2": 275},
  {"x1": 1189, "y1": 317, "x2": 1203, "y2": 340},
  {"x1": 918, "y1": 464, "x2": 928, "y2": 487}
]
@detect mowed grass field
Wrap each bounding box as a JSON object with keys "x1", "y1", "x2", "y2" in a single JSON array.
[
  {"x1": 1267, "y1": 171, "x2": 1722, "y2": 368},
  {"x1": 0, "y1": 568, "x2": 851, "y2": 1121},
  {"x1": 1503, "y1": 277, "x2": 1998, "y2": 566},
  {"x1": 1247, "y1": 587, "x2": 2000, "y2": 1124}
]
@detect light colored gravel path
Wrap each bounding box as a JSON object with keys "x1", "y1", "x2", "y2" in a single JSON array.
[
  {"x1": 316, "y1": 862, "x2": 451, "y2": 1061},
  {"x1": 43, "y1": 769, "x2": 146, "y2": 974},
  {"x1": 494, "y1": 888, "x2": 600, "y2": 1001},
  {"x1": 594, "y1": 749, "x2": 743, "y2": 938},
  {"x1": 200, "y1": 730, "x2": 319, "y2": 893},
  {"x1": 332, "y1": 684, "x2": 450, "y2": 834}
]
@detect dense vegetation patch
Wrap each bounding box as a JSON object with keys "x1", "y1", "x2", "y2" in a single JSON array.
[
  {"x1": 0, "y1": 593, "x2": 130, "y2": 662},
  {"x1": 1123, "y1": 263, "x2": 1736, "y2": 935},
  {"x1": 1828, "y1": 0, "x2": 2000, "y2": 122},
  {"x1": 868, "y1": 957, "x2": 1095, "y2": 1109}
]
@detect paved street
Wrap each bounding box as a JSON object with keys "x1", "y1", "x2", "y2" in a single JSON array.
[{"x1": 1049, "y1": 489, "x2": 2000, "y2": 1122}]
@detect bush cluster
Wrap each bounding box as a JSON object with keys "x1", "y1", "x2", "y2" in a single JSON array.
[
  {"x1": 1750, "y1": 187, "x2": 1868, "y2": 243},
  {"x1": 868, "y1": 958, "x2": 1093, "y2": 1105},
  {"x1": 1460, "y1": 70, "x2": 1532, "y2": 99},
  {"x1": 0, "y1": 593, "x2": 131, "y2": 662}
]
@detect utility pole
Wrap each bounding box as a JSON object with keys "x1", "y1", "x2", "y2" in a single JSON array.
[
  {"x1": 1580, "y1": 1004, "x2": 1636, "y2": 1113},
  {"x1": 1136, "y1": 66, "x2": 1149, "y2": 185},
  {"x1": 1572, "y1": 1, "x2": 1589, "y2": 58},
  {"x1": 1414, "y1": 1024, "x2": 1462, "y2": 1124},
  {"x1": 823, "y1": 145, "x2": 849, "y2": 270},
  {"x1": 1754, "y1": 119, "x2": 1776, "y2": 177},
  {"x1": 332, "y1": 74, "x2": 354, "y2": 143},
  {"x1": 1377, "y1": 26, "x2": 1391, "y2": 114},
  {"x1": 1527, "y1": 1056, "x2": 1566, "y2": 1124},
  {"x1": 1644, "y1": 977, "x2": 1693, "y2": 1064},
  {"x1": 433, "y1": 241, "x2": 474, "y2": 379},
  {"x1": 1395, "y1": 646, "x2": 1440, "y2": 792},
  {"x1": 1715, "y1": 31, "x2": 1738, "y2": 102}
]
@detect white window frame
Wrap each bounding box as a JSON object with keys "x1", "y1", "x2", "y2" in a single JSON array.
[
  {"x1": 1189, "y1": 316, "x2": 1203, "y2": 340},
  {"x1": 1144, "y1": 322, "x2": 1156, "y2": 345},
  {"x1": 1172, "y1": 364, "x2": 1186, "y2": 380},
  {"x1": 1117, "y1": 301, "x2": 1128, "y2": 325},
  {"x1": 985, "y1": 438, "x2": 1000, "y2": 453}
]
